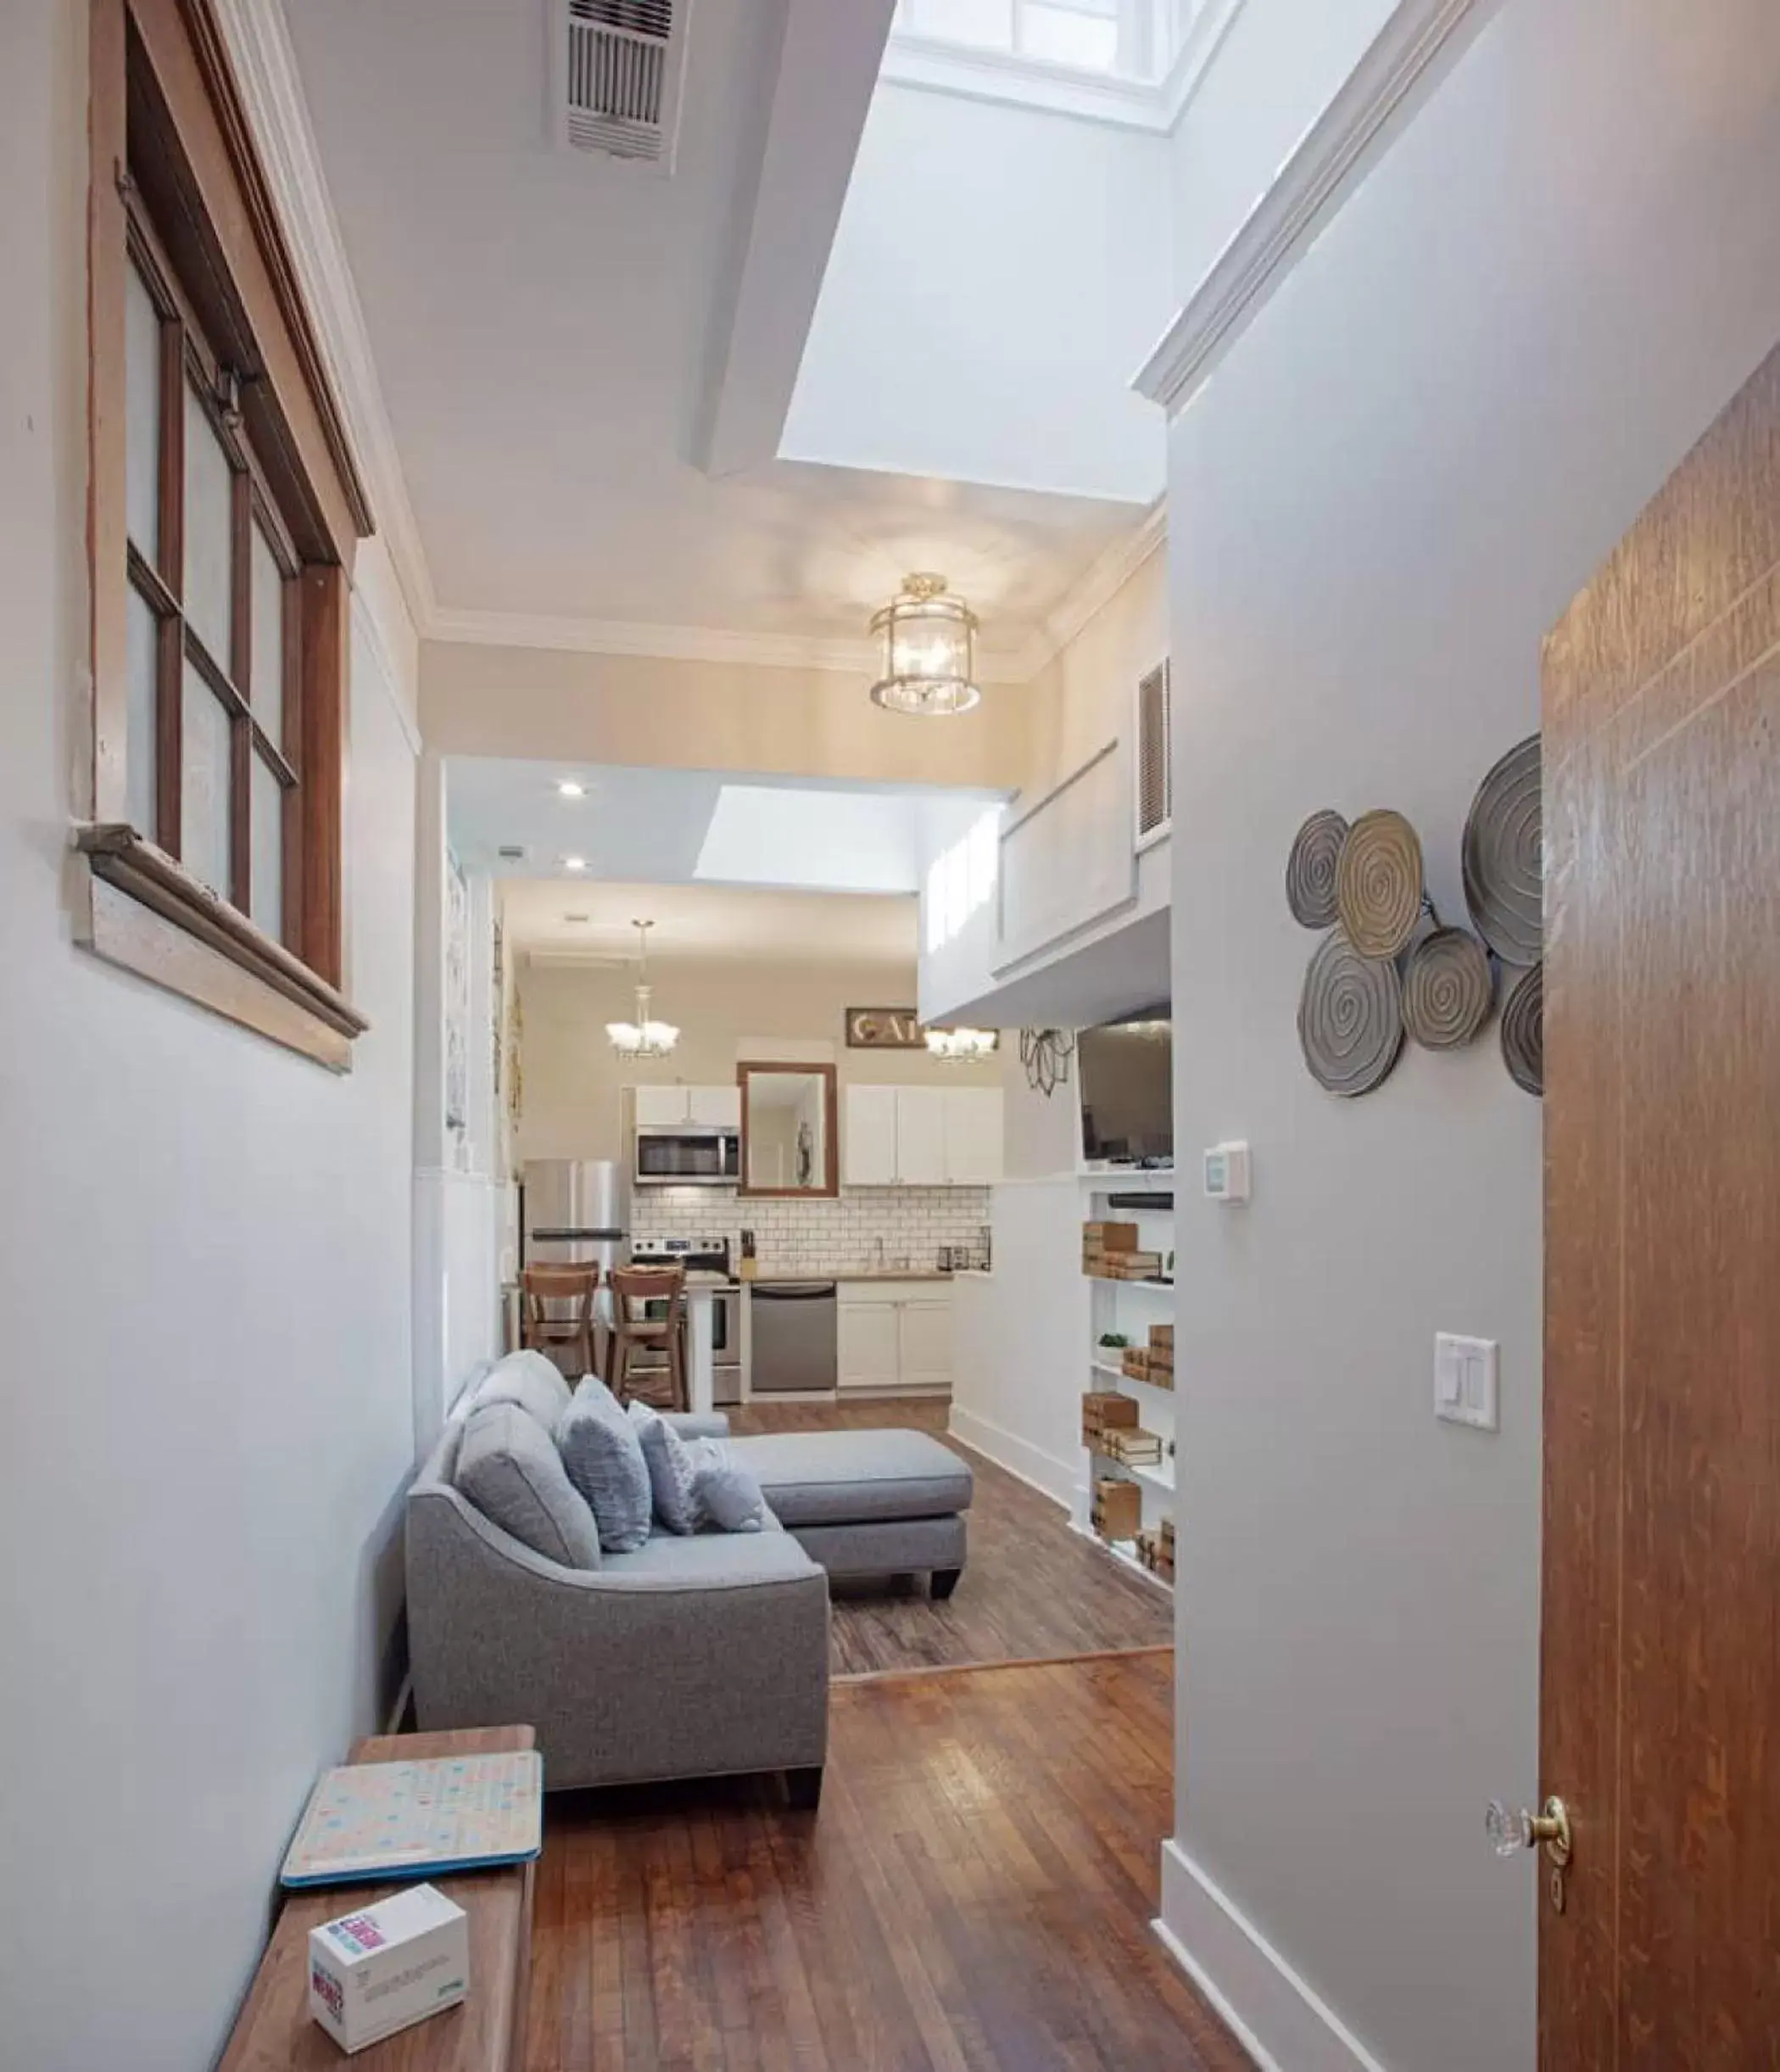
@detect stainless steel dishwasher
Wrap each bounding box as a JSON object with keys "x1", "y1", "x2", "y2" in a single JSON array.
[{"x1": 750, "y1": 1282, "x2": 837, "y2": 1393}]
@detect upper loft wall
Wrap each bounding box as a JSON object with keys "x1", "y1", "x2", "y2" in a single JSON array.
[
  {"x1": 1167, "y1": 0, "x2": 1397, "y2": 299},
  {"x1": 419, "y1": 639, "x2": 1033, "y2": 791},
  {"x1": 782, "y1": 82, "x2": 1172, "y2": 505},
  {"x1": 1021, "y1": 532, "x2": 1168, "y2": 799}
]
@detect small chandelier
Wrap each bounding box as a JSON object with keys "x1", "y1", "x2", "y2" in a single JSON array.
[
  {"x1": 606, "y1": 920, "x2": 679, "y2": 1060},
  {"x1": 869, "y1": 572, "x2": 980, "y2": 717},
  {"x1": 925, "y1": 1025, "x2": 998, "y2": 1064}
]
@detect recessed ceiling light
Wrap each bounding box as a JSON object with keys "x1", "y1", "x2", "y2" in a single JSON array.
[
  {"x1": 563, "y1": 855, "x2": 587, "y2": 872},
  {"x1": 557, "y1": 779, "x2": 586, "y2": 798}
]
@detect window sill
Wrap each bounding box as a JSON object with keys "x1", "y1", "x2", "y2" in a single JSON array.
[{"x1": 75, "y1": 824, "x2": 368, "y2": 1071}]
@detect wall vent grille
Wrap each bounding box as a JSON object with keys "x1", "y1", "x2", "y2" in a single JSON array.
[
  {"x1": 559, "y1": 0, "x2": 691, "y2": 173},
  {"x1": 1136, "y1": 659, "x2": 1172, "y2": 841}
]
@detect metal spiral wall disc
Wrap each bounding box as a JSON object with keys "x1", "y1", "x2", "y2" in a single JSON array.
[
  {"x1": 1500, "y1": 961, "x2": 1544, "y2": 1096},
  {"x1": 1335, "y1": 809, "x2": 1425, "y2": 960},
  {"x1": 1286, "y1": 809, "x2": 1350, "y2": 929},
  {"x1": 1403, "y1": 927, "x2": 1495, "y2": 1050},
  {"x1": 1463, "y1": 734, "x2": 1543, "y2": 966},
  {"x1": 1298, "y1": 927, "x2": 1405, "y2": 1097}
]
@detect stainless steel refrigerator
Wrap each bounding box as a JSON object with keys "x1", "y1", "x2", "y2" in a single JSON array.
[{"x1": 521, "y1": 1159, "x2": 628, "y2": 1288}]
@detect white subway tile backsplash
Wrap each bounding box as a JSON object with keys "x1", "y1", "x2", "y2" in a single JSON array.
[{"x1": 633, "y1": 1187, "x2": 991, "y2": 1275}]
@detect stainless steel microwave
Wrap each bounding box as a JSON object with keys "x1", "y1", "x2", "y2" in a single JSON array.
[{"x1": 633, "y1": 1123, "x2": 740, "y2": 1188}]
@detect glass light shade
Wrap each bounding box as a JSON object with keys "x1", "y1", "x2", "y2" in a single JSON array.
[
  {"x1": 606, "y1": 984, "x2": 679, "y2": 1061},
  {"x1": 924, "y1": 1026, "x2": 999, "y2": 1062},
  {"x1": 869, "y1": 573, "x2": 980, "y2": 717}
]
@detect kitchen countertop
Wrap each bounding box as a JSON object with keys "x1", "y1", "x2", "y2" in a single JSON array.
[{"x1": 745, "y1": 1269, "x2": 958, "y2": 1285}]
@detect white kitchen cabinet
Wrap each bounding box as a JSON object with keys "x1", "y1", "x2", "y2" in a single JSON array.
[
  {"x1": 632, "y1": 1085, "x2": 740, "y2": 1128},
  {"x1": 942, "y1": 1086, "x2": 1004, "y2": 1185},
  {"x1": 896, "y1": 1298, "x2": 954, "y2": 1390},
  {"x1": 837, "y1": 1298, "x2": 902, "y2": 1390},
  {"x1": 893, "y1": 1087, "x2": 948, "y2": 1186},
  {"x1": 842, "y1": 1083, "x2": 1001, "y2": 1187},
  {"x1": 842, "y1": 1085, "x2": 901, "y2": 1186},
  {"x1": 837, "y1": 1281, "x2": 953, "y2": 1393},
  {"x1": 686, "y1": 1084, "x2": 741, "y2": 1128}
]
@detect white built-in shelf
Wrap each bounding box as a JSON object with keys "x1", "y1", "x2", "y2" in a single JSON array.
[
  {"x1": 1085, "y1": 1437, "x2": 1175, "y2": 1494},
  {"x1": 1090, "y1": 1356, "x2": 1177, "y2": 1396},
  {"x1": 1073, "y1": 1522, "x2": 1174, "y2": 1591},
  {"x1": 1079, "y1": 1168, "x2": 1178, "y2": 1193}
]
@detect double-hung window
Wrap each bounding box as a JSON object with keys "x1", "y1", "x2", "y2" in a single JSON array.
[{"x1": 85, "y1": 0, "x2": 374, "y2": 1067}]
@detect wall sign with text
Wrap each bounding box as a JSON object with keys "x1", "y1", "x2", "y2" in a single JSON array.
[{"x1": 845, "y1": 1007, "x2": 924, "y2": 1050}]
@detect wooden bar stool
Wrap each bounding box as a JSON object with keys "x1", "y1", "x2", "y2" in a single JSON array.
[
  {"x1": 606, "y1": 1264, "x2": 688, "y2": 1412},
  {"x1": 521, "y1": 1262, "x2": 600, "y2": 1381}
]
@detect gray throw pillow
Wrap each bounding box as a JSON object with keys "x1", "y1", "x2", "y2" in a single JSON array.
[
  {"x1": 455, "y1": 1403, "x2": 601, "y2": 1569},
  {"x1": 629, "y1": 1402, "x2": 700, "y2": 1535},
  {"x1": 471, "y1": 1350, "x2": 572, "y2": 1432},
  {"x1": 690, "y1": 1440, "x2": 768, "y2": 1533},
  {"x1": 556, "y1": 1378, "x2": 653, "y2": 1552}
]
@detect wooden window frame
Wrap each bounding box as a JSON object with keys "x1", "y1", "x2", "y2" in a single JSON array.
[{"x1": 82, "y1": 0, "x2": 375, "y2": 1070}]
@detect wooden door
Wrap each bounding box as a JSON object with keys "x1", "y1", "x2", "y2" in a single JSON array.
[
  {"x1": 1543, "y1": 345, "x2": 1780, "y2": 2069},
  {"x1": 895, "y1": 1087, "x2": 948, "y2": 1185},
  {"x1": 843, "y1": 1085, "x2": 899, "y2": 1187}
]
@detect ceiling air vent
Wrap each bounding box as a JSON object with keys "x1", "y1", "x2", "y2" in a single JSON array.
[
  {"x1": 556, "y1": 0, "x2": 692, "y2": 175},
  {"x1": 497, "y1": 844, "x2": 528, "y2": 863},
  {"x1": 1136, "y1": 659, "x2": 1172, "y2": 844}
]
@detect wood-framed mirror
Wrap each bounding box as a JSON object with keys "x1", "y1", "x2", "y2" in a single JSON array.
[{"x1": 737, "y1": 1062, "x2": 839, "y2": 1198}]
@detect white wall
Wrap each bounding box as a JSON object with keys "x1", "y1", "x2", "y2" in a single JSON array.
[
  {"x1": 784, "y1": 81, "x2": 1173, "y2": 504},
  {"x1": 1167, "y1": 0, "x2": 1395, "y2": 299},
  {"x1": 516, "y1": 950, "x2": 996, "y2": 1166},
  {"x1": 1159, "y1": 2, "x2": 1780, "y2": 2067},
  {"x1": 0, "y1": 6, "x2": 421, "y2": 2065}
]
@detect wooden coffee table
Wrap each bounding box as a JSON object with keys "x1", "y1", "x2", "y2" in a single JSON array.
[{"x1": 218, "y1": 1725, "x2": 535, "y2": 2071}]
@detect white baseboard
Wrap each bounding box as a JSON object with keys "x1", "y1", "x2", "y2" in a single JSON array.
[
  {"x1": 946, "y1": 1405, "x2": 1076, "y2": 1510},
  {"x1": 1155, "y1": 1839, "x2": 1389, "y2": 2072}
]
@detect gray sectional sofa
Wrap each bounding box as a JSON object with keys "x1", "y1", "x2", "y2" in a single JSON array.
[{"x1": 405, "y1": 1356, "x2": 973, "y2": 1806}]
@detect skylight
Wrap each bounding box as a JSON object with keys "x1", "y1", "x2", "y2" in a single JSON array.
[{"x1": 891, "y1": 0, "x2": 1205, "y2": 85}]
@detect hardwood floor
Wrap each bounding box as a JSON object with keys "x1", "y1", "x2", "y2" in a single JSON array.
[
  {"x1": 527, "y1": 1651, "x2": 1244, "y2": 2072},
  {"x1": 727, "y1": 1398, "x2": 1174, "y2": 1678}
]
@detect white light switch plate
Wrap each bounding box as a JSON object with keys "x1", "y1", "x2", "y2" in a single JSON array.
[{"x1": 1435, "y1": 1333, "x2": 1499, "y2": 1432}]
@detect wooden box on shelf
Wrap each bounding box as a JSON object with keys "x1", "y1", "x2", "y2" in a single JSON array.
[
  {"x1": 1120, "y1": 1346, "x2": 1153, "y2": 1382},
  {"x1": 1091, "y1": 1477, "x2": 1143, "y2": 1544},
  {"x1": 1102, "y1": 1426, "x2": 1164, "y2": 1469},
  {"x1": 1082, "y1": 1390, "x2": 1141, "y2": 1447},
  {"x1": 1082, "y1": 1220, "x2": 1140, "y2": 1276},
  {"x1": 1136, "y1": 1527, "x2": 1176, "y2": 1582},
  {"x1": 1102, "y1": 1251, "x2": 1164, "y2": 1282},
  {"x1": 1145, "y1": 1323, "x2": 1175, "y2": 1385}
]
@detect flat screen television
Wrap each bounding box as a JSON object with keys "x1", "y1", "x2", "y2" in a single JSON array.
[{"x1": 1078, "y1": 1009, "x2": 1173, "y2": 1164}]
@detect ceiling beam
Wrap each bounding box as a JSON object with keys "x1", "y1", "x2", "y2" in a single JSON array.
[{"x1": 695, "y1": 0, "x2": 896, "y2": 479}]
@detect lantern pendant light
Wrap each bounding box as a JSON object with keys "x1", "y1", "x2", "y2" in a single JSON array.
[{"x1": 868, "y1": 572, "x2": 981, "y2": 717}]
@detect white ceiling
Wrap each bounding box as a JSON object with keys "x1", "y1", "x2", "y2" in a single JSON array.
[
  {"x1": 448, "y1": 757, "x2": 1004, "y2": 891},
  {"x1": 283, "y1": 0, "x2": 1144, "y2": 653},
  {"x1": 503, "y1": 880, "x2": 918, "y2": 963}
]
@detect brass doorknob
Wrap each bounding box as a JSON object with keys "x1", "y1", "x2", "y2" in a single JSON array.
[{"x1": 1486, "y1": 1796, "x2": 1571, "y2": 1868}]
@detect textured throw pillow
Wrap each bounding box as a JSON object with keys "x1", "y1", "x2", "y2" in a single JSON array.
[
  {"x1": 689, "y1": 1440, "x2": 768, "y2": 1533},
  {"x1": 455, "y1": 1403, "x2": 601, "y2": 1569},
  {"x1": 471, "y1": 1350, "x2": 572, "y2": 1433},
  {"x1": 628, "y1": 1402, "x2": 700, "y2": 1535},
  {"x1": 556, "y1": 1379, "x2": 653, "y2": 1552}
]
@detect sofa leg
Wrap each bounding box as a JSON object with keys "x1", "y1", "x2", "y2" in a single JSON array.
[
  {"x1": 785, "y1": 1766, "x2": 823, "y2": 1812},
  {"x1": 931, "y1": 1567, "x2": 962, "y2": 1601}
]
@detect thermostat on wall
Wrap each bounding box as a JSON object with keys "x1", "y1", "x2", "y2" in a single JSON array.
[{"x1": 1202, "y1": 1141, "x2": 1251, "y2": 1204}]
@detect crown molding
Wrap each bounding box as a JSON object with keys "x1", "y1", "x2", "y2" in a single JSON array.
[
  {"x1": 1135, "y1": 0, "x2": 1503, "y2": 416},
  {"x1": 211, "y1": 0, "x2": 439, "y2": 633},
  {"x1": 427, "y1": 606, "x2": 1032, "y2": 684},
  {"x1": 1013, "y1": 499, "x2": 1167, "y2": 679}
]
